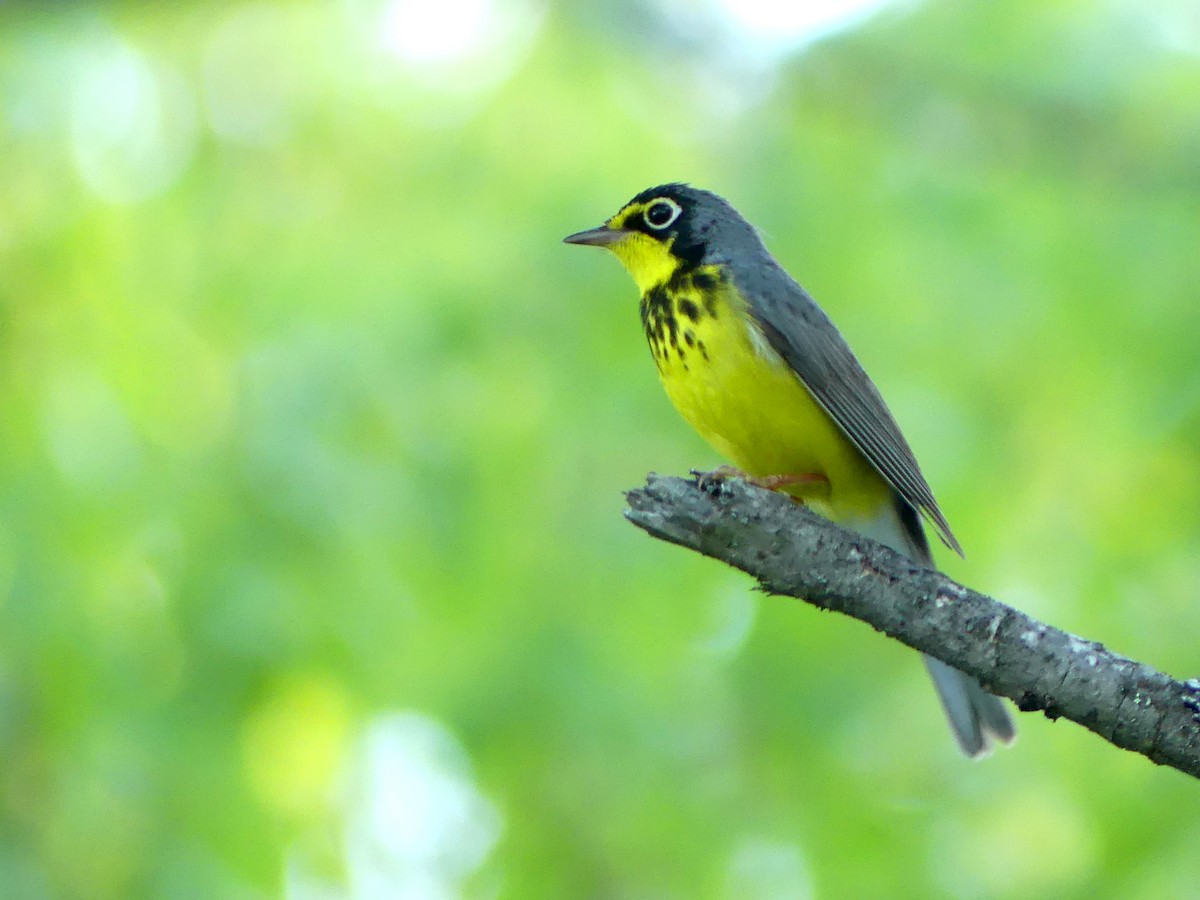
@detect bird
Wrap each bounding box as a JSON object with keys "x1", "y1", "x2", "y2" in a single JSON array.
[{"x1": 564, "y1": 183, "x2": 1014, "y2": 757}]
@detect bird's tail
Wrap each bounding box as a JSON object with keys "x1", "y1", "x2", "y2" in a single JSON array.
[
  {"x1": 922, "y1": 653, "x2": 1015, "y2": 757},
  {"x1": 854, "y1": 496, "x2": 1015, "y2": 757}
]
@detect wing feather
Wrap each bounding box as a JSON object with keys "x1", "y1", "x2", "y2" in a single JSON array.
[{"x1": 732, "y1": 260, "x2": 963, "y2": 556}]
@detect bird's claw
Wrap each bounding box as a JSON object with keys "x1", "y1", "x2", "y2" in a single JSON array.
[{"x1": 690, "y1": 466, "x2": 828, "y2": 496}]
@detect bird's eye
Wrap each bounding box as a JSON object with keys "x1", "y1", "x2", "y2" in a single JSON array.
[{"x1": 643, "y1": 199, "x2": 681, "y2": 230}]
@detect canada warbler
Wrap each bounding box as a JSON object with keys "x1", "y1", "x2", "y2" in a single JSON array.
[{"x1": 565, "y1": 183, "x2": 1014, "y2": 757}]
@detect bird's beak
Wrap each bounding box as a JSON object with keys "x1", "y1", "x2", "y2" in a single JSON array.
[{"x1": 563, "y1": 225, "x2": 627, "y2": 247}]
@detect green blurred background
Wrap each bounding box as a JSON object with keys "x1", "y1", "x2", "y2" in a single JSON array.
[{"x1": 3, "y1": 0, "x2": 1200, "y2": 897}]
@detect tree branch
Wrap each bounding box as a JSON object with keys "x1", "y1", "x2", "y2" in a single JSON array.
[{"x1": 624, "y1": 473, "x2": 1200, "y2": 779}]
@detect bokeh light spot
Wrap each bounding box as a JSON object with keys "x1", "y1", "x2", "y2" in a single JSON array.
[
  {"x1": 338, "y1": 712, "x2": 501, "y2": 899},
  {"x1": 69, "y1": 33, "x2": 197, "y2": 202},
  {"x1": 712, "y1": 0, "x2": 893, "y2": 52},
  {"x1": 381, "y1": 0, "x2": 495, "y2": 65},
  {"x1": 725, "y1": 836, "x2": 815, "y2": 900},
  {"x1": 694, "y1": 580, "x2": 758, "y2": 659},
  {"x1": 243, "y1": 675, "x2": 353, "y2": 818},
  {"x1": 351, "y1": 0, "x2": 545, "y2": 114}
]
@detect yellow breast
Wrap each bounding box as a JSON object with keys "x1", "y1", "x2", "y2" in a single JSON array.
[{"x1": 642, "y1": 267, "x2": 891, "y2": 524}]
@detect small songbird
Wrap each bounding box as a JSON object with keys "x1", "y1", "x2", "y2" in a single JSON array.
[{"x1": 565, "y1": 183, "x2": 1014, "y2": 756}]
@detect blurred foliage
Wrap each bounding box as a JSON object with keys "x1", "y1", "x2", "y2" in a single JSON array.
[{"x1": 2, "y1": 0, "x2": 1200, "y2": 897}]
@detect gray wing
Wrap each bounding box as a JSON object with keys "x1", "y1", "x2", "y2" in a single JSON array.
[{"x1": 733, "y1": 259, "x2": 963, "y2": 556}]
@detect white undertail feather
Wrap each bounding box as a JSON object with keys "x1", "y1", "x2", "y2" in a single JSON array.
[{"x1": 743, "y1": 316, "x2": 777, "y2": 361}]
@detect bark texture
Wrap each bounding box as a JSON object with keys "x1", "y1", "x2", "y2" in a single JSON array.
[{"x1": 624, "y1": 473, "x2": 1200, "y2": 779}]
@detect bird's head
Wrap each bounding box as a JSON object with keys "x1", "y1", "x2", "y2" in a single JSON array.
[{"x1": 564, "y1": 183, "x2": 758, "y2": 293}]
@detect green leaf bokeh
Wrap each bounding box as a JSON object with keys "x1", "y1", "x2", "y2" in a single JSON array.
[{"x1": 2, "y1": 1, "x2": 1199, "y2": 897}]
